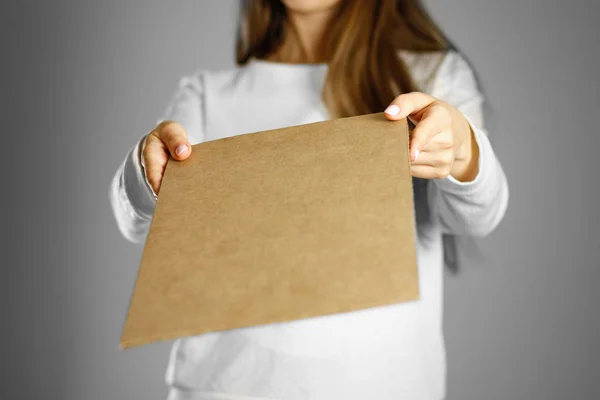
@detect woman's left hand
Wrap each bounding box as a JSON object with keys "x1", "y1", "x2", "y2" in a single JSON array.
[{"x1": 384, "y1": 92, "x2": 480, "y2": 182}]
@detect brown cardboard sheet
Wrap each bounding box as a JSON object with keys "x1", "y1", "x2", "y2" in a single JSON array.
[{"x1": 120, "y1": 112, "x2": 419, "y2": 349}]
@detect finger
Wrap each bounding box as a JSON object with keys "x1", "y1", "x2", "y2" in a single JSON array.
[
  {"x1": 409, "y1": 120, "x2": 442, "y2": 162},
  {"x1": 410, "y1": 164, "x2": 452, "y2": 180},
  {"x1": 409, "y1": 149, "x2": 455, "y2": 169},
  {"x1": 154, "y1": 121, "x2": 192, "y2": 161},
  {"x1": 383, "y1": 92, "x2": 436, "y2": 121},
  {"x1": 409, "y1": 120, "x2": 445, "y2": 163},
  {"x1": 143, "y1": 135, "x2": 169, "y2": 194},
  {"x1": 410, "y1": 106, "x2": 452, "y2": 161}
]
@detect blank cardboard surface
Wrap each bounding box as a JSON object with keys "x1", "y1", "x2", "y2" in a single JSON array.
[{"x1": 120, "y1": 113, "x2": 419, "y2": 348}]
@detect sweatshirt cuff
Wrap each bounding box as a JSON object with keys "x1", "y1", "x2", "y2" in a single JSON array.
[
  {"x1": 122, "y1": 135, "x2": 158, "y2": 217},
  {"x1": 432, "y1": 123, "x2": 494, "y2": 195}
]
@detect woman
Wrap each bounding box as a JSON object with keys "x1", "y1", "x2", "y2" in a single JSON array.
[{"x1": 110, "y1": 0, "x2": 509, "y2": 399}]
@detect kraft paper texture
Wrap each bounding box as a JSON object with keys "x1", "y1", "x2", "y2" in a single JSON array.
[{"x1": 120, "y1": 112, "x2": 419, "y2": 348}]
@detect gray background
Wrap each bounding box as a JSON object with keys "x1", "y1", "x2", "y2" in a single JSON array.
[{"x1": 2, "y1": 0, "x2": 599, "y2": 399}]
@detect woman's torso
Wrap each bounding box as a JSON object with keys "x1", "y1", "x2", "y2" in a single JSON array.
[{"x1": 165, "y1": 51, "x2": 452, "y2": 400}]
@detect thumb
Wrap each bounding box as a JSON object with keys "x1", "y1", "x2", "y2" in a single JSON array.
[
  {"x1": 155, "y1": 120, "x2": 192, "y2": 161},
  {"x1": 384, "y1": 92, "x2": 436, "y2": 121}
]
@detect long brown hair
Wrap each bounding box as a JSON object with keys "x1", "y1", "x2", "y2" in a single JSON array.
[{"x1": 236, "y1": 0, "x2": 451, "y2": 118}]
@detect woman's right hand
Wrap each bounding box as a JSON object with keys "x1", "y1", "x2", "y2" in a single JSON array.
[{"x1": 142, "y1": 121, "x2": 192, "y2": 195}]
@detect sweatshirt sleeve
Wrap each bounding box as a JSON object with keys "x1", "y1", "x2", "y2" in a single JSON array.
[
  {"x1": 426, "y1": 52, "x2": 509, "y2": 236},
  {"x1": 108, "y1": 72, "x2": 205, "y2": 244}
]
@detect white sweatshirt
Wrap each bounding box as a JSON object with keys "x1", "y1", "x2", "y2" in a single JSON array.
[{"x1": 109, "y1": 51, "x2": 509, "y2": 400}]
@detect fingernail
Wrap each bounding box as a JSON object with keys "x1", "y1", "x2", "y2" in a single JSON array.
[
  {"x1": 413, "y1": 150, "x2": 420, "y2": 162},
  {"x1": 175, "y1": 144, "x2": 188, "y2": 156},
  {"x1": 384, "y1": 105, "x2": 400, "y2": 116}
]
